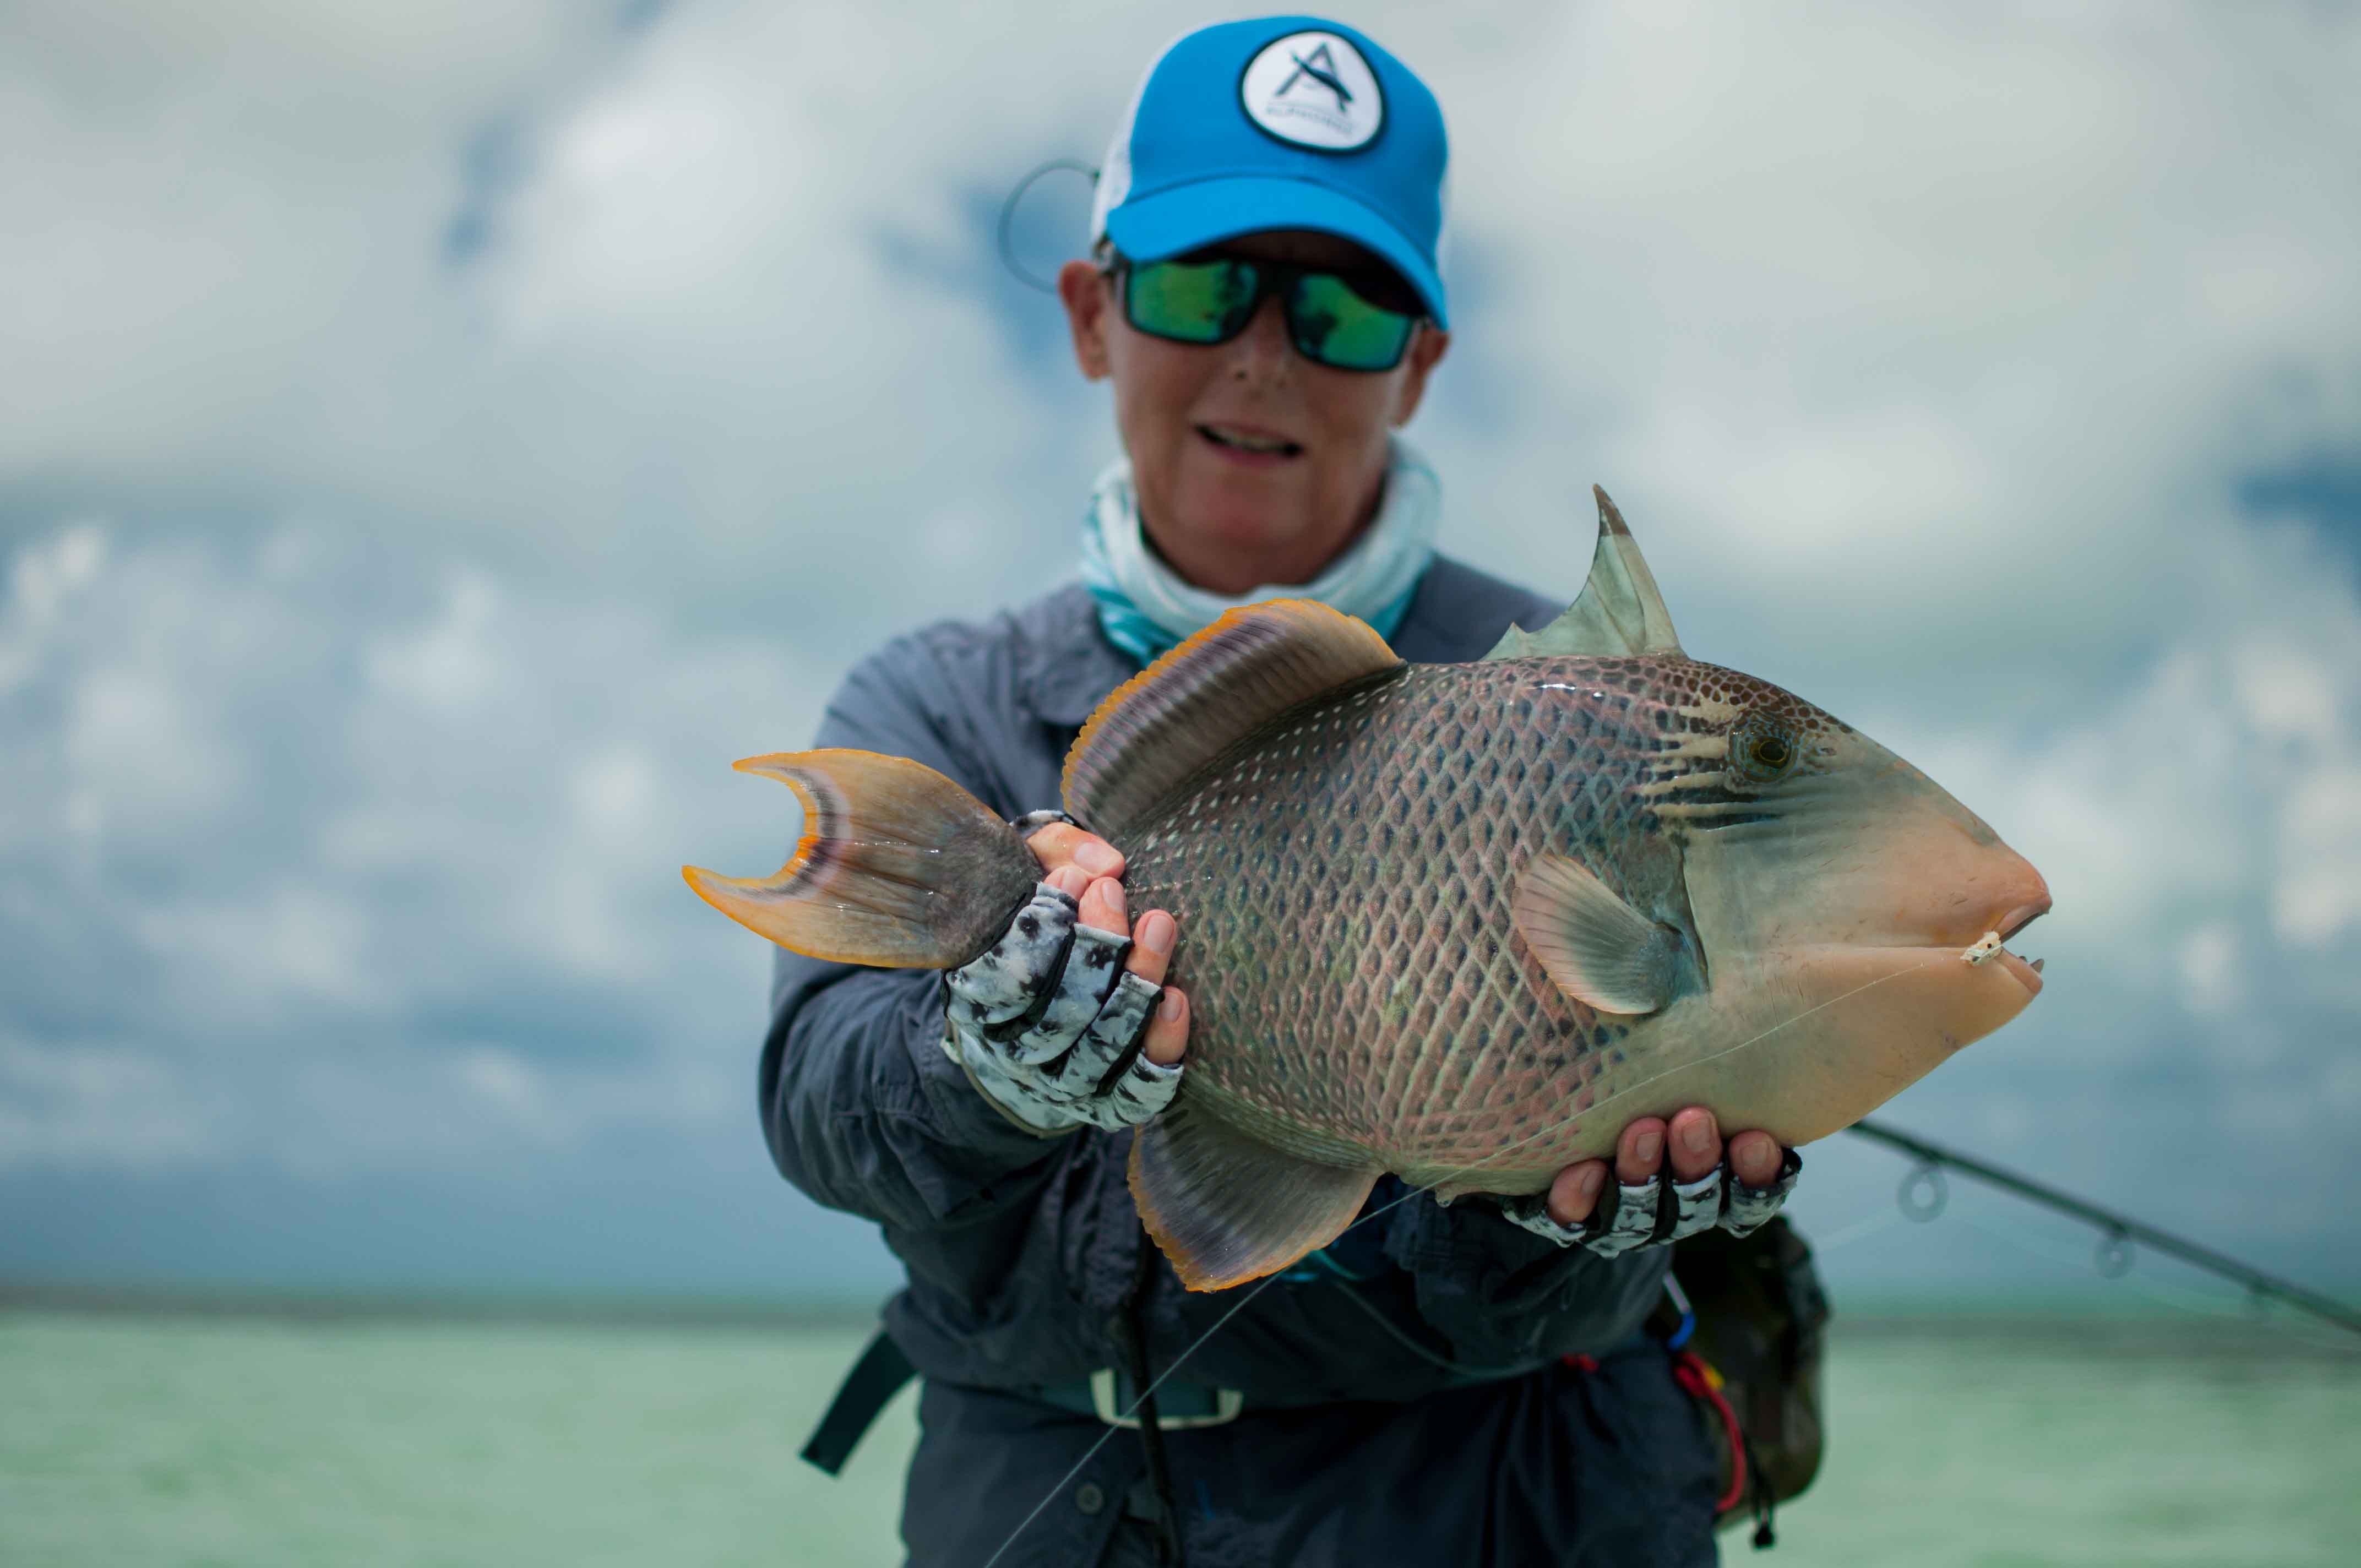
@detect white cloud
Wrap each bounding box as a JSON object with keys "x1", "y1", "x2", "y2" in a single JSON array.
[
  {"x1": 364, "y1": 570, "x2": 508, "y2": 712},
  {"x1": 0, "y1": 518, "x2": 823, "y2": 1170},
  {"x1": 2175, "y1": 922, "x2": 2242, "y2": 1022},
  {"x1": 1, "y1": 0, "x2": 2356, "y2": 1289},
  {"x1": 0, "y1": 524, "x2": 105, "y2": 695},
  {"x1": 0, "y1": 1038, "x2": 230, "y2": 1170}
]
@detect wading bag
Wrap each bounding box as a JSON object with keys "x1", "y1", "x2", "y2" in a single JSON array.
[{"x1": 1666, "y1": 1217, "x2": 1830, "y2": 1547}]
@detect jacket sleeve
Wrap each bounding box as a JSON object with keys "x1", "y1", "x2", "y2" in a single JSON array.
[
  {"x1": 758, "y1": 632, "x2": 1067, "y2": 1233},
  {"x1": 1383, "y1": 1194, "x2": 1669, "y2": 1364}
]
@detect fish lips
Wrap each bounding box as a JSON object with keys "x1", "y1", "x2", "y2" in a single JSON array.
[
  {"x1": 1989, "y1": 897, "x2": 2052, "y2": 997},
  {"x1": 1996, "y1": 897, "x2": 2050, "y2": 944}
]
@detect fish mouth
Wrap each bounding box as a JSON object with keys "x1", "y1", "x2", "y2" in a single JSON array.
[
  {"x1": 1996, "y1": 899, "x2": 2050, "y2": 943},
  {"x1": 1992, "y1": 946, "x2": 2045, "y2": 997},
  {"x1": 1968, "y1": 896, "x2": 2050, "y2": 997}
]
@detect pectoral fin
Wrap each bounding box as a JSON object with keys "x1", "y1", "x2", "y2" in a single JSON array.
[
  {"x1": 1511, "y1": 854, "x2": 1682, "y2": 1016},
  {"x1": 1129, "y1": 1101, "x2": 1380, "y2": 1292}
]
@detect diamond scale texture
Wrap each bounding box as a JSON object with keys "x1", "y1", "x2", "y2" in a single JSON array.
[{"x1": 1113, "y1": 654, "x2": 1832, "y2": 1193}]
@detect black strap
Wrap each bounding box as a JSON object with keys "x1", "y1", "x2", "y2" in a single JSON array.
[
  {"x1": 798, "y1": 1327, "x2": 916, "y2": 1477},
  {"x1": 1120, "y1": 1216, "x2": 1188, "y2": 1567}
]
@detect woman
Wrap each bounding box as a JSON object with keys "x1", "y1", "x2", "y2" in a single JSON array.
[{"x1": 768, "y1": 19, "x2": 1798, "y2": 1565}]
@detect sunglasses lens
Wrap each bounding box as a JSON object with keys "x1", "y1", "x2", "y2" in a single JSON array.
[
  {"x1": 1126, "y1": 258, "x2": 1259, "y2": 344},
  {"x1": 1288, "y1": 271, "x2": 1417, "y2": 371}
]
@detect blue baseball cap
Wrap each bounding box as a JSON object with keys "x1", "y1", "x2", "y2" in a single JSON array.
[{"x1": 1087, "y1": 17, "x2": 1450, "y2": 328}]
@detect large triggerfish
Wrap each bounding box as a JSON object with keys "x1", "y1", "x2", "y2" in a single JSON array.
[{"x1": 687, "y1": 491, "x2": 2052, "y2": 1289}]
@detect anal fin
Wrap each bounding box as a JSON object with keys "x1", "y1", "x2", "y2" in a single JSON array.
[{"x1": 1129, "y1": 1102, "x2": 1380, "y2": 1292}]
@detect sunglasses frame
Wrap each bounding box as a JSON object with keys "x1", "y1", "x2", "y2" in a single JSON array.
[{"x1": 1103, "y1": 251, "x2": 1427, "y2": 373}]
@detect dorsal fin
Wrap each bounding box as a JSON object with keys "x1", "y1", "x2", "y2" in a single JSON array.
[
  {"x1": 1063, "y1": 599, "x2": 1402, "y2": 839},
  {"x1": 1483, "y1": 485, "x2": 1685, "y2": 661}
]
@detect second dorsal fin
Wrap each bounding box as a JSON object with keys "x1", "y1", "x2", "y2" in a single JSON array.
[
  {"x1": 1484, "y1": 485, "x2": 1685, "y2": 661},
  {"x1": 1063, "y1": 599, "x2": 1403, "y2": 840}
]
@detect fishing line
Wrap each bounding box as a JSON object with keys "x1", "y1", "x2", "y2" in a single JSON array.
[
  {"x1": 1847, "y1": 1118, "x2": 2361, "y2": 1336},
  {"x1": 1805, "y1": 1206, "x2": 1906, "y2": 1255},
  {"x1": 1949, "y1": 1209, "x2": 2360, "y2": 1356},
  {"x1": 1539, "y1": 954, "x2": 1951, "y2": 1136},
  {"x1": 980, "y1": 954, "x2": 1947, "y2": 1565}
]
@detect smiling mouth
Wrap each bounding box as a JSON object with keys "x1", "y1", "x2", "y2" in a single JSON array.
[{"x1": 1198, "y1": 423, "x2": 1303, "y2": 458}]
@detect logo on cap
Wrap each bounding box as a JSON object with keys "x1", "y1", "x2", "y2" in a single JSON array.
[{"x1": 1238, "y1": 31, "x2": 1384, "y2": 152}]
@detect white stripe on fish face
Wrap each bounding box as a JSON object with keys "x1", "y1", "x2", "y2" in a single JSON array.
[
  {"x1": 1500, "y1": 656, "x2": 2050, "y2": 1150},
  {"x1": 1634, "y1": 692, "x2": 2047, "y2": 1139}
]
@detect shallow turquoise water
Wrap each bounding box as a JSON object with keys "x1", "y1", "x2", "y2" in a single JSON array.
[{"x1": 2, "y1": 1310, "x2": 2354, "y2": 1566}]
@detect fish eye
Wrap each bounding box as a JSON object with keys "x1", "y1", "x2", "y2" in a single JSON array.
[{"x1": 1729, "y1": 714, "x2": 1801, "y2": 785}]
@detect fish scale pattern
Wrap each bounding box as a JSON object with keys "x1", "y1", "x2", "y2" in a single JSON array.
[{"x1": 1118, "y1": 654, "x2": 1755, "y2": 1186}]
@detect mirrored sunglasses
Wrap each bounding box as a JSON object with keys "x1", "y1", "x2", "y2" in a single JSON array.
[{"x1": 1113, "y1": 253, "x2": 1424, "y2": 373}]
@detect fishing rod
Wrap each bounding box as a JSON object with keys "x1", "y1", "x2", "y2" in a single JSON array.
[{"x1": 1846, "y1": 1117, "x2": 2361, "y2": 1339}]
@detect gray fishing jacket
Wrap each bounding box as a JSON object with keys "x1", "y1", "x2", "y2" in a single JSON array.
[{"x1": 763, "y1": 559, "x2": 1720, "y2": 1568}]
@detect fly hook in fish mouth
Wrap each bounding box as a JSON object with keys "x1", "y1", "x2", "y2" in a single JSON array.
[{"x1": 1964, "y1": 900, "x2": 2049, "y2": 971}]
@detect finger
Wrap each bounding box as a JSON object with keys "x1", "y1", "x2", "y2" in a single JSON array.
[
  {"x1": 1668, "y1": 1106, "x2": 1721, "y2": 1183},
  {"x1": 1046, "y1": 864, "x2": 1090, "y2": 902},
  {"x1": 1728, "y1": 1130, "x2": 1782, "y2": 1188},
  {"x1": 1025, "y1": 821, "x2": 1124, "y2": 879},
  {"x1": 1078, "y1": 874, "x2": 1129, "y2": 938},
  {"x1": 1615, "y1": 1118, "x2": 1666, "y2": 1184},
  {"x1": 1096, "y1": 1003, "x2": 1184, "y2": 1126},
  {"x1": 1129, "y1": 910, "x2": 1177, "y2": 986},
  {"x1": 1140, "y1": 987, "x2": 1188, "y2": 1067},
  {"x1": 1546, "y1": 1161, "x2": 1609, "y2": 1228},
  {"x1": 1068, "y1": 972, "x2": 1161, "y2": 1097}
]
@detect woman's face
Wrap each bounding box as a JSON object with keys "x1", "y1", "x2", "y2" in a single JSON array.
[{"x1": 1059, "y1": 229, "x2": 1449, "y2": 595}]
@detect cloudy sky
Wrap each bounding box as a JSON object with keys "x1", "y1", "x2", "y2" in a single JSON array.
[{"x1": 3, "y1": 1, "x2": 2356, "y2": 1313}]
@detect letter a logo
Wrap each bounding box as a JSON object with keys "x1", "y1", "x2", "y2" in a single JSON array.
[
  {"x1": 1239, "y1": 31, "x2": 1384, "y2": 152},
  {"x1": 1276, "y1": 43, "x2": 1352, "y2": 111}
]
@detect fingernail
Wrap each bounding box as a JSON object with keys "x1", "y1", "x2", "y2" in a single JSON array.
[
  {"x1": 1578, "y1": 1166, "x2": 1604, "y2": 1198},
  {"x1": 1138, "y1": 912, "x2": 1174, "y2": 956},
  {"x1": 1157, "y1": 991, "x2": 1184, "y2": 1021},
  {"x1": 1635, "y1": 1129, "x2": 1662, "y2": 1166},
  {"x1": 1075, "y1": 841, "x2": 1120, "y2": 874},
  {"x1": 1682, "y1": 1119, "x2": 1713, "y2": 1156},
  {"x1": 1050, "y1": 866, "x2": 1088, "y2": 897},
  {"x1": 1098, "y1": 881, "x2": 1126, "y2": 921}
]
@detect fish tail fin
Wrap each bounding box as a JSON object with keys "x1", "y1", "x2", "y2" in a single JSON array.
[{"x1": 683, "y1": 749, "x2": 1041, "y2": 968}]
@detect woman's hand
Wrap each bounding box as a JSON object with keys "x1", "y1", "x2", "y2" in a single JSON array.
[
  {"x1": 937, "y1": 819, "x2": 1187, "y2": 1135},
  {"x1": 1541, "y1": 1109, "x2": 1785, "y2": 1228},
  {"x1": 1499, "y1": 1108, "x2": 1802, "y2": 1255},
  {"x1": 1020, "y1": 821, "x2": 1188, "y2": 1071}
]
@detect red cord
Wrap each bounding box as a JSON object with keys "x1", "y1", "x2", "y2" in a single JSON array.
[{"x1": 1669, "y1": 1350, "x2": 1748, "y2": 1516}]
